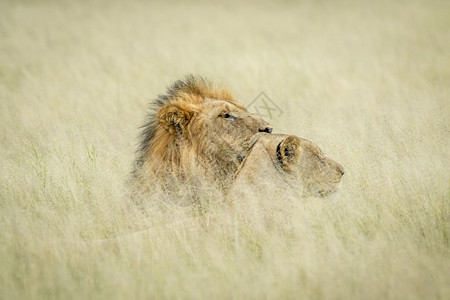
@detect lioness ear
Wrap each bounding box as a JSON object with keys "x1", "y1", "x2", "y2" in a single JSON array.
[
  {"x1": 157, "y1": 104, "x2": 195, "y2": 135},
  {"x1": 277, "y1": 136, "x2": 301, "y2": 168}
]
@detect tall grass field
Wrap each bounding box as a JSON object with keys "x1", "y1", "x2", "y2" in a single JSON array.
[{"x1": 1, "y1": 0, "x2": 449, "y2": 299}]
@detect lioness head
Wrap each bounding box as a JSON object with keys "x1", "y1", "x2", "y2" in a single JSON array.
[{"x1": 233, "y1": 133, "x2": 344, "y2": 198}]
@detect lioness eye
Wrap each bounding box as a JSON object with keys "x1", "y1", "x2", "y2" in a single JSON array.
[{"x1": 224, "y1": 113, "x2": 231, "y2": 118}]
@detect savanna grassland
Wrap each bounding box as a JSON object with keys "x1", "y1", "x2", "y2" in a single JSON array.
[{"x1": 0, "y1": 0, "x2": 449, "y2": 299}]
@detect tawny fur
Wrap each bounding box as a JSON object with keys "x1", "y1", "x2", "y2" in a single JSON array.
[
  {"x1": 133, "y1": 75, "x2": 271, "y2": 192},
  {"x1": 230, "y1": 133, "x2": 344, "y2": 199}
]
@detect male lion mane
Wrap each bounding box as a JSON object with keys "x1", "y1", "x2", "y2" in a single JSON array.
[{"x1": 133, "y1": 74, "x2": 243, "y2": 179}]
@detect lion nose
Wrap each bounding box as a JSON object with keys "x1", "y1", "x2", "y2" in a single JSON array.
[{"x1": 259, "y1": 126, "x2": 273, "y2": 134}]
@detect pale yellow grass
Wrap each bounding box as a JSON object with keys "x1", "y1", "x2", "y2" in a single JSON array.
[{"x1": 0, "y1": 0, "x2": 449, "y2": 299}]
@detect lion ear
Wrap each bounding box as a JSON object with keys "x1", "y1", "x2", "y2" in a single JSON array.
[
  {"x1": 157, "y1": 104, "x2": 195, "y2": 135},
  {"x1": 277, "y1": 136, "x2": 301, "y2": 168}
]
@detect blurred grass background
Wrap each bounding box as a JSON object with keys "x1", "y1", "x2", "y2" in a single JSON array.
[{"x1": 0, "y1": 0, "x2": 449, "y2": 299}]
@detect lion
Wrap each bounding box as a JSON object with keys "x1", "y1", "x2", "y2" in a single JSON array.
[
  {"x1": 132, "y1": 75, "x2": 272, "y2": 192},
  {"x1": 230, "y1": 133, "x2": 344, "y2": 199}
]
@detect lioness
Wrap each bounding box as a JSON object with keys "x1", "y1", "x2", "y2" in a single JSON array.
[{"x1": 230, "y1": 133, "x2": 344, "y2": 199}]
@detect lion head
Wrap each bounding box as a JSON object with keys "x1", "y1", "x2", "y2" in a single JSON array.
[
  {"x1": 133, "y1": 75, "x2": 272, "y2": 188},
  {"x1": 232, "y1": 133, "x2": 344, "y2": 198}
]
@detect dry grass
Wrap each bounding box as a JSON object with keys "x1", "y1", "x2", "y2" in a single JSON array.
[{"x1": 1, "y1": 0, "x2": 449, "y2": 299}]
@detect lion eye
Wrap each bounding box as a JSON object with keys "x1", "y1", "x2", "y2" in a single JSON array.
[{"x1": 221, "y1": 112, "x2": 235, "y2": 120}]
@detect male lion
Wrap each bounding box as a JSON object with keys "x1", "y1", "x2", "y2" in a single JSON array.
[
  {"x1": 133, "y1": 75, "x2": 272, "y2": 192},
  {"x1": 230, "y1": 133, "x2": 344, "y2": 199}
]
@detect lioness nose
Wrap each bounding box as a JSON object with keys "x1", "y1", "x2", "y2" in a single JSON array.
[
  {"x1": 337, "y1": 165, "x2": 345, "y2": 176},
  {"x1": 259, "y1": 126, "x2": 273, "y2": 134}
]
